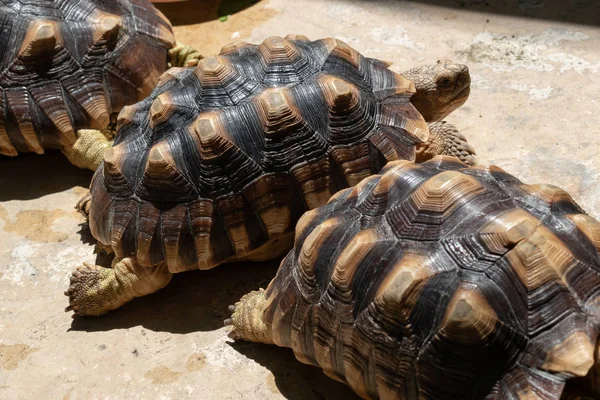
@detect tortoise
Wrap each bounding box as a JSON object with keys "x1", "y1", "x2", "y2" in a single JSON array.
[
  {"x1": 0, "y1": 0, "x2": 200, "y2": 170},
  {"x1": 64, "y1": 35, "x2": 475, "y2": 317},
  {"x1": 227, "y1": 155, "x2": 600, "y2": 400}
]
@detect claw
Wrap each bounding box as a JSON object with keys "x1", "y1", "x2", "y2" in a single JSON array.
[
  {"x1": 224, "y1": 318, "x2": 233, "y2": 326},
  {"x1": 228, "y1": 304, "x2": 236, "y2": 312},
  {"x1": 463, "y1": 141, "x2": 476, "y2": 155},
  {"x1": 464, "y1": 155, "x2": 477, "y2": 166}
]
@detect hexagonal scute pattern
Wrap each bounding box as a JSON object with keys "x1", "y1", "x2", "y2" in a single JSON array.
[
  {"x1": 87, "y1": 35, "x2": 429, "y2": 273},
  {"x1": 0, "y1": 0, "x2": 175, "y2": 156},
  {"x1": 261, "y1": 156, "x2": 600, "y2": 400}
]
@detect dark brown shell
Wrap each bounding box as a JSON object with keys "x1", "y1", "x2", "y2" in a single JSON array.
[
  {"x1": 0, "y1": 0, "x2": 175, "y2": 156},
  {"x1": 87, "y1": 36, "x2": 430, "y2": 273},
  {"x1": 260, "y1": 156, "x2": 600, "y2": 400}
]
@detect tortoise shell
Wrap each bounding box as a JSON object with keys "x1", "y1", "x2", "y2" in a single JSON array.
[
  {"x1": 86, "y1": 35, "x2": 430, "y2": 273},
  {"x1": 241, "y1": 156, "x2": 600, "y2": 399},
  {"x1": 0, "y1": 0, "x2": 175, "y2": 156}
]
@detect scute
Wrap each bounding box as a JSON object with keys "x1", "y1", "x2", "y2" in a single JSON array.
[
  {"x1": 257, "y1": 156, "x2": 600, "y2": 399},
  {"x1": 0, "y1": 0, "x2": 175, "y2": 156},
  {"x1": 89, "y1": 36, "x2": 428, "y2": 273}
]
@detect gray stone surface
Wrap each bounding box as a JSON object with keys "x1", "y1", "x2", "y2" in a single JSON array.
[{"x1": 1, "y1": 0, "x2": 599, "y2": 398}]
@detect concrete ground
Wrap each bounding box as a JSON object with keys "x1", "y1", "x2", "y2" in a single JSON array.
[{"x1": 1, "y1": 0, "x2": 599, "y2": 399}]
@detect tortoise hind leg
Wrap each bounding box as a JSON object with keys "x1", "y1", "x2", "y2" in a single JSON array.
[
  {"x1": 62, "y1": 129, "x2": 112, "y2": 171},
  {"x1": 65, "y1": 258, "x2": 172, "y2": 317},
  {"x1": 225, "y1": 289, "x2": 274, "y2": 345},
  {"x1": 169, "y1": 43, "x2": 202, "y2": 68},
  {"x1": 416, "y1": 121, "x2": 477, "y2": 165}
]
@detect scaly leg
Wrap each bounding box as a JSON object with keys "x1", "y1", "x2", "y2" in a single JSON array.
[
  {"x1": 225, "y1": 289, "x2": 274, "y2": 345},
  {"x1": 65, "y1": 258, "x2": 172, "y2": 317},
  {"x1": 416, "y1": 121, "x2": 477, "y2": 165},
  {"x1": 169, "y1": 42, "x2": 202, "y2": 68},
  {"x1": 62, "y1": 129, "x2": 112, "y2": 171}
]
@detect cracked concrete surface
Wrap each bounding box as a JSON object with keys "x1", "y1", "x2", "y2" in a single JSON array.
[{"x1": 1, "y1": 0, "x2": 599, "y2": 398}]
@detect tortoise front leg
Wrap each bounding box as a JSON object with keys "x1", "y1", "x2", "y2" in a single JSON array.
[
  {"x1": 62, "y1": 129, "x2": 112, "y2": 171},
  {"x1": 416, "y1": 121, "x2": 477, "y2": 165},
  {"x1": 225, "y1": 289, "x2": 274, "y2": 345},
  {"x1": 65, "y1": 257, "x2": 172, "y2": 317}
]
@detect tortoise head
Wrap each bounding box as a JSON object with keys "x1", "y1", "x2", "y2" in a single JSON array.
[{"x1": 402, "y1": 60, "x2": 471, "y2": 122}]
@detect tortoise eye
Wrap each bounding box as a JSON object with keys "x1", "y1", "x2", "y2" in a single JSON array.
[{"x1": 438, "y1": 77, "x2": 454, "y2": 87}]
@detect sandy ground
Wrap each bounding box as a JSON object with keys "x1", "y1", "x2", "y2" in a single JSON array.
[{"x1": 1, "y1": 0, "x2": 600, "y2": 399}]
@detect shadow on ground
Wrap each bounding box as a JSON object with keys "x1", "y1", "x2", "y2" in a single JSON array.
[
  {"x1": 399, "y1": 0, "x2": 599, "y2": 26},
  {"x1": 155, "y1": 0, "x2": 262, "y2": 26},
  {"x1": 0, "y1": 152, "x2": 92, "y2": 201},
  {"x1": 230, "y1": 341, "x2": 360, "y2": 400},
  {"x1": 69, "y1": 257, "x2": 281, "y2": 334}
]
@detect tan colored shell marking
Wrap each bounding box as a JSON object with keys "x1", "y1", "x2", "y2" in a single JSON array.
[
  {"x1": 116, "y1": 104, "x2": 138, "y2": 131},
  {"x1": 30, "y1": 81, "x2": 76, "y2": 147},
  {"x1": 520, "y1": 183, "x2": 577, "y2": 206},
  {"x1": 479, "y1": 209, "x2": 539, "y2": 253},
  {"x1": 409, "y1": 170, "x2": 485, "y2": 214},
  {"x1": 256, "y1": 88, "x2": 303, "y2": 134},
  {"x1": 102, "y1": 144, "x2": 127, "y2": 182},
  {"x1": 291, "y1": 157, "x2": 334, "y2": 209},
  {"x1": 162, "y1": 204, "x2": 188, "y2": 273},
  {"x1": 109, "y1": 198, "x2": 138, "y2": 258},
  {"x1": 90, "y1": 14, "x2": 121, "y2": 44},
  {"x1": 375, "y1": 253, "x2": 435, "y2": 324},
  {"x1": 145, "y1": 141, "x2": 179, "y2": 181},
  {"x1": 439, "y1": 285, "x2": 498, "y2": 343},
  {"x1": 319, "y1": 75, "x2": 360, "y2": 116},
  {"x1": 298, "y1": 217, "x2": 343, "y2": 289},
  {"x1": 18, "y1": 20, "x2": 59, "y2": 59},
  {"x1": 567, "y1": 213, "x2": 600, "y2": 253},
  {"x1": 190, "y1": 112, "x2": 232, "y2": 160},
  {"x1": 218, "y1": 194, "x2": 252, "y2": 258},
  {"x1": 5, "y1": 88, "x2": 43, "y2": 154},
  {"x1": 542, "y1": 331, "x2": 595, "y2": 376},
  {"x1": 136, "y1": 201, "x2": 161, "y2": 267},
  {"x1": 294, "y1": 208, "x2": 319, "y2": 241},
  {"x1": 346, "y1": 174, "x2": 381, "y2": 201},
  {"x1": 243, "y1": 174, "x2": 292, "y2": 239},
  {"x1": 188, "y1": 199, "x2": 215, "y2": 269},
  {"x1": 195, "y1": 56, "x2": 236, "y2": 87},
  {"x1": 371, "y1": 160, "x2": 417, "y2": 198},
  {"x1": 330, "y1": 144, "x2": 372, "y2": 187},
  {"x1": 322, "y1": 38, "x2": 362, "y2": 68},
  {"x1": 219, "y1": 40, "x2": 253, "y2": 56},
  {"x1": 0, "y1": 100, "x2": 15, "y2": 155},
  {"x1": 155, "y1": 67, "x2": 186, "y2": 89},
  {"x1": 504, "y1": 225, "x2": 575, "y2": 291},
  {"x1": 258, "y1": 36, "x2": 301, "y2": 65},
  {"x1": 149, "y1": 94, "x2": 177, "y2": 128},
  {"x1": 330, "y1": 229, "x2": 380, "y2": 295}
]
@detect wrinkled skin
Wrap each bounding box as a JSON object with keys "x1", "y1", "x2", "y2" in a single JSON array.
[{"x1": 402, "y1": 60, "x2": 471, "y2": 122}]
